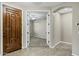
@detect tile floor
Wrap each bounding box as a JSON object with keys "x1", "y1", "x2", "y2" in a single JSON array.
[{"x1": 5, "y1": 37, "x2": 72, "y2": 56}]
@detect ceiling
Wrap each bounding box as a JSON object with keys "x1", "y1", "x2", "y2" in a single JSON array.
[
  {"x1": 29, "y1": 11, "x2": 48, "y2": 20},
  {"x1": 4, "y1": 2, "x2": 63, "y2": 9}
]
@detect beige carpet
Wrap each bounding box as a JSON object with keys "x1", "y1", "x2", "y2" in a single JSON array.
[
  {"x1": 29, "y1": 37, "x2": 48, "y2": 47},
  {"x1": 5, "y1": 37, "x2": 72, "y2": 56},
  {"x1": 5, "y1": 44, "x2": 72, "y2": 56}
]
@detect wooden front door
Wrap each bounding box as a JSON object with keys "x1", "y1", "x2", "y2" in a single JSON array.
[{"x1": 3, "y1": 5, "x2": 22, "y2": 53}]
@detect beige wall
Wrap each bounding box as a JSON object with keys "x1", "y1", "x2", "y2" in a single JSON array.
[
  {"x1": 61, "y1": 12, "x2": 72, "y2": 43},
  {"x1": 53, "y1": 12, "x2": 61, "y2": 44},
  {"x1": 53, "y1": 11, "x2": 72, "y2": 45}
]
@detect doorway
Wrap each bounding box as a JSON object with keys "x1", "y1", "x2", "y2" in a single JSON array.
[
  {"x1": 53, "y1": 7, "x2": 72, "y2": 54},
  {"x1": 3, "y1": 5, "x2": 22, "y2": 54},
  {"x1": 27, "y1": 11, "x2": 49, "y2": 47}
]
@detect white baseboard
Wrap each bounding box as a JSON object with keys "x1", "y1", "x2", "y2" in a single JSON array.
[
  {"x1": 49, "y1": 41, "x2": 73, "y2": 56},
  {"x1": 49, "y1": 41, "x2": 61, "y2": 48},
  {"x1": 61, "y1": 41, "x2": 72, "y2": 45},
  {"x1": 49, "y1": 41, "x2": 72, "y2": 49},
  {"x1": 72, "y1": 53, "x2": 78, "y2": 56}
]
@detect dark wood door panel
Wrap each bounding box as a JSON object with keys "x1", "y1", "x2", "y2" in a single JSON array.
[{"x1": 3, "y1": 5, "x2": 22, "y2": 53}]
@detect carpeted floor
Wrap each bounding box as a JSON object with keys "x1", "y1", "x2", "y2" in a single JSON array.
[
  {"x1": 5, "y1": 37, "x2": 72, "y2": 56},
  {"x1": 29, "y1": 37, "x2": 48, "y2": 47}
]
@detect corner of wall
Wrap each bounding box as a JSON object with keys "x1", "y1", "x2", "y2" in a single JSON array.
[{"x1": 72, "y1": 53, "x2": 78, "y2": 56}]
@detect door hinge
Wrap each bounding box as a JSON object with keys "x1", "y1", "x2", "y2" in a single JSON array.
[
  {"x1": 27, "y1": 41, "x2": 29, "y2": 43},
  {"x1": 48, "y1": 14, "x2": 50, "y2": 16},
  {"x1": 27, "y1": 15, "x2": 29, "y2": 16},
  {"x1": 48, "y1": 41, "x2": 50, "y2": 43}
]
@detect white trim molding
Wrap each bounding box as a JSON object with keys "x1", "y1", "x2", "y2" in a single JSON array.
[
  {"x1": 61, "y1": 41, "x2": 72, "y2": 45},
  {"x1": 0, "y1": 3, "x2": 3, "y2": 56},
  {"x1": 49, "y1": 41, "x2": 72, "y2": 49},
  {"x1": 49, "y1": 41, "x2": 61, "y2": 48},
  {"x1": 72, "y1": 53, "x2": 78, "y2": 56}
]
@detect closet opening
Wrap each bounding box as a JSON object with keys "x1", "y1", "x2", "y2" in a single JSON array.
[{"x1": 27, "y1": 11, "x2": 49, "y2": 47}]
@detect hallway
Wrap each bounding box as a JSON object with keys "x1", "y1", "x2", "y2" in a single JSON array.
[{"x1": 5, "y1": 42, "x2": 72, "y2": 56}]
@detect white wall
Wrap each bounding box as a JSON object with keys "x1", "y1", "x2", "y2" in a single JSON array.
[
  {"x1": 33, "y1": 19, "x2": 46, "y2": 39},
  {"x1": 61, "y1": 12, "x2": 72, "y2": 43},
  {"x1": 53, "y1": 12, "x2": 61, "y2": 44}
]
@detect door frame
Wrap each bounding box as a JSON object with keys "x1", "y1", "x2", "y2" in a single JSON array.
[
  {"x1": 0, "y1": 3, "x2": 3, "y2": 56},
  {"x1": 26, "y1": 10, "x2": 51, "y2": 47}
]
